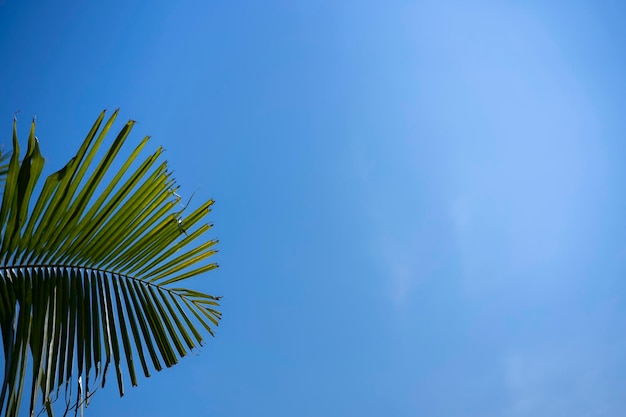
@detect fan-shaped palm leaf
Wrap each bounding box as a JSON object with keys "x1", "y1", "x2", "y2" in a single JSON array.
[{"x1": 0, "y1": 110, "x2": 220, "y2": 417}]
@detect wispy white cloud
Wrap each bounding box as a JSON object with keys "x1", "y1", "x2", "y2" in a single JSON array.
[
  {"x1": 501, "y1": 340, "x2": 624, "y2": 417},
  {"x1": 377, "y1": 235, "x2": 429, "y2": 311}
]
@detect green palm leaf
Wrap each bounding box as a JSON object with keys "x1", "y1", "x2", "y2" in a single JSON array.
[
  {"x1": 0, "y1": 148, "x2": 9, "y2": 189},
  {"x1": 0, "y1": 111, "x2": 221, "y2": 417}
]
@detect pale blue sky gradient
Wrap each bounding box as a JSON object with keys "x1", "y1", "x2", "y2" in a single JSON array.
[{"x1": 2, "y1": 1, "x2": 626, "y2": 416}]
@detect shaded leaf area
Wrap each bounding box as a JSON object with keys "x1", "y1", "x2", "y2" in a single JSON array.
[
  {"x1": 0, "y1": 150, "x2": 9, "y2": 190},
  {"x1": 0, "y1": 111, "x2": 220, "y2": 417}
]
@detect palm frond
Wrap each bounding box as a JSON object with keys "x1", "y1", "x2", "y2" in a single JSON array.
[
  {"x1": 0, "y1": 111, "x2": 220, "y2": 417},
  {"x1": 0, "y1": 140, "x2": 10, "y2": 190}
]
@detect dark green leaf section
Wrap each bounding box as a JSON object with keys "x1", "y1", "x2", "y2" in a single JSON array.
[
  {"x1": 0, "y1": 146, "x2": 9, "y2": 190},
  {"x1": 0, "y1": 111, "x2": 220, "y2": 417}
]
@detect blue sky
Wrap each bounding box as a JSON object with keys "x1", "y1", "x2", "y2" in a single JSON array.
[{"x1": 2, "y1": 0, "x2": 626, "y2": 416}]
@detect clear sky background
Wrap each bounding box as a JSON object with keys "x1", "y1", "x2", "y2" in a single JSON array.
[{"x1": 2, "y1": 1, "x2": 626, "y2": 416}]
